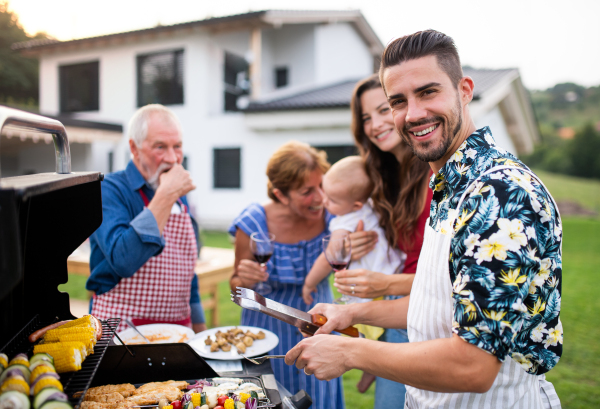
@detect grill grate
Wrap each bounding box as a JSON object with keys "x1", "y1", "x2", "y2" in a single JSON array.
[
  {"x1": 62, "y1": 318, "x2": 120, "y2": 406},
  {"x1": 0, "y1": 316, "x2": 119, "y2": 408}
]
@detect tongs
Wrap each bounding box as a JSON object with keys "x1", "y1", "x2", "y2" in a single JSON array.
[{"x1": 231, "y1": 287, "x2": 360, "y2": 337}]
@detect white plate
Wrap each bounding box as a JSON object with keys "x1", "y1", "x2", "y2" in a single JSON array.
[
  {"x1": 187, "y1": 326, "x2": 279, "y2": 360},
  {"x1": 115, "y1": 324, "x2": 195, "y2": 345}
]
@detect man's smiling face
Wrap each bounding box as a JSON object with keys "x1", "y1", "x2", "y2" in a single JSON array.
[{"x1": 382, "y1": 55, "x2": 469, "y2": 165}]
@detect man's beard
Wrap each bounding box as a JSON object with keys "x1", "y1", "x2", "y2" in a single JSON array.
[
  {"x1": 401, "y1": 96, "x2": 463, "y2": 163},
  {"x1": 146, "y1": 162, "x2": 173, "y2": 190}
]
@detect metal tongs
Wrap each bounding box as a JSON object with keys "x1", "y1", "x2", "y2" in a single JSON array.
[{"x1": 231, "y1": 287, "x2": 360, "y2": 338}]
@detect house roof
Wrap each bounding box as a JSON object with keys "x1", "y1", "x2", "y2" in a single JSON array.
[
  {"x1": 12, "y1": 10, "x2": 382, "y2": 56},
  {"x1": 243, "y1": 68, "x2": 520, "y2": 112}
]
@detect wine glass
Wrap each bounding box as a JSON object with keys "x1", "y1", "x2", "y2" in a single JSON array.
[
  {"x1": 323, "y1": 232, "x2": 352, "y2": 304},
  {"x1": 250, "y1": 232, "x2": 275, "y2": 295}
]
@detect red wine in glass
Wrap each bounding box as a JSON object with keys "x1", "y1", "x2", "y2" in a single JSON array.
[
  {"x1": 250, "y1": 232, "x2": 275, "y2": 295},
  {"x1": 322, "y1": 232, "x2": 352, "y2": 303},
  {"x1": 253, "y1": 253, "x2": 272, "y2": 265},
  {"x1": 329, "y1": 262, "x2": 348, "y2": 272}
]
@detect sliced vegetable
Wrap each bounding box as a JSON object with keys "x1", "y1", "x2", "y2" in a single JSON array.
[
  {"x1": 190, "y1": 393, "x2": 200, "y2": 408},
  {"x1": 31, "y1": 374, "x2": 62, "y2": 396},
  {"x1": 0, "y1": 390, "x2": 30, "y2": 409},
  {"x1": 33, "y1": 393, "x2": 68, "y2": 409},
  {"x1": 33, "y1": 388, "x2": 63, "y2": 409},
  {"x1": 183, "y1": 402, "x2": 192, "y2": 409},
  {"x1": 38, "y1": 400, "x2": 72, "y2": 409},
  {"x1": 248, "y1": 392, "x2": 258, "y2": 401},
  {"x1": 30, "y1": 365, "x2": 56, "y2": 385},
  {"x1": 8, "y1": 355, "x2": 29, "y2": 368},
  {"x1": 223, "y1": 399, "x2": 234, "y2": 409},
  {"x1": 0, "y1": 354, "x2": 8, "y2": 370},
  {"x1": 0, "y1": 365, "x2": 30, "y2": 385},
  {"x1": 28, "y1": 362, "x2": 55, "y2": 373},
  {"x1": 29, "y1": 355, "x2": 53, "y2": 368},
  {"x1": 200, "y1": 393, "x2": 206, "y2": 406},
  {"x1": 244, "y1": 398, "x2": 257, "y2": 409},
  {"x1": 1, "y1": 375, "x2": 30, "y2": 395}
]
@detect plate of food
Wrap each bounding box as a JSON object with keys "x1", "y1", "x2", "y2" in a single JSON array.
[
  {"x1": 187, "y1": 326, "x2": 279, "y2": 360},
  {"x1": 115, "y1": 323, "x2": 195, "y2": 345}
]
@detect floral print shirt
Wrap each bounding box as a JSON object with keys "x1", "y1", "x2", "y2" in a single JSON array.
[{"x1": 429, "y1": 127, "x2": 562, "y2": 375}]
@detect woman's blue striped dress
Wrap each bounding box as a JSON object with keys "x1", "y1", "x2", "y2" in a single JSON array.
[{"x1": 229, "y1": 203, "x2": 345, "y2": 409}]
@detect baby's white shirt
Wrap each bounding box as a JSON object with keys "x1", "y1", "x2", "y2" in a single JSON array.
[{"x1": 328, "y1": 199, "x2": 405, "y2": 300}]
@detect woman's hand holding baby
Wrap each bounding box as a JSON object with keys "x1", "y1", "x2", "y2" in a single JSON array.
[{"x1": 348, "y1": 220, "x2": 378, "y2": 261}]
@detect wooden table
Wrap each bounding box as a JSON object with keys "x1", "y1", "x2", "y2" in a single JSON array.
[{"x1": 67, "y1": 246, "x2": 235, "y2": 327}]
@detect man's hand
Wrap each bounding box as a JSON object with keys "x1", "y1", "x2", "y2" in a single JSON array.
[
  {"x1": 155, "y1": 164, "x2": 196, "y2": 203},
  {"x1": 348, "y1": 220, "x2": 378, "y2": 261},
  {"x1": 285, "y1": 334, "x2": 352, "y2": 380},
  {"x1": 308, "y1": 303, "x2": 356, "y2": 335},
  {"x1": 148, "y1": 164, "x2": 195, "y2": 233}
]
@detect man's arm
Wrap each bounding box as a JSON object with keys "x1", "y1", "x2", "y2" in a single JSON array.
[
  {"x1": 286, "y1": 333, "x2": 501, "y2": 393},
  {"x1": 93, "y1": 179, "x2": 164, "y2": 277}
]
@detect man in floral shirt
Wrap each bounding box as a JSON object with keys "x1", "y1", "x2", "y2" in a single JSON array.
[{"x1": 285, "y1": 30, "x2": 562, "y2": 408}]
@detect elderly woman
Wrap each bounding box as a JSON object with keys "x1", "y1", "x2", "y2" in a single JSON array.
[{"x1": 229, "y1": 141, "x2": 345, "y2": 409}]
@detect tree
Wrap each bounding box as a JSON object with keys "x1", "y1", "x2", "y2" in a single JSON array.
[
  {"x1": 569, "y1": 124, "x2": 600, "y2": 179},
  {"x1": 0, "y1": 1, "x2": 49, "y2": 105}
]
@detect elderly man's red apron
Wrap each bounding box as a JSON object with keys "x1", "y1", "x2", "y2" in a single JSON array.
[{"x1": 92, "y1": 190, "x2": 197, "y2": 333}]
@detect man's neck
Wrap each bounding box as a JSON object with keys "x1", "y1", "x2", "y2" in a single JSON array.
[{"x1": 429, "y1": 119, "x2": 477, "y2": 174}]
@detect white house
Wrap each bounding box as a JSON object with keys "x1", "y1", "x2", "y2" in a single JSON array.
[{"x1": 9, "y1": 10, "x2": 539, "y2": 230}]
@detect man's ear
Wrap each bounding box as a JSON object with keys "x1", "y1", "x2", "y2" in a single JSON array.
[
  {"x1": 458, "y1": 76, "x2": 475, "y2": 105},
  {"x1": 272, "y1": 188, "x2": 289, "y2": 205},
  {"x1": 129, "y1": 139, "x2": 139, "y2": 161},
  {"x1": 352, "y1": 201, "x2": 364, "y2": 212}
]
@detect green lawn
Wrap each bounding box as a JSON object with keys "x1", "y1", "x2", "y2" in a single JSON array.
[
  {"x1": 532, "y1": 169, "x2": 600, "y2": 215},
  {"x1": 61, "y1": 216, "x2": 599, "y2": 408}
]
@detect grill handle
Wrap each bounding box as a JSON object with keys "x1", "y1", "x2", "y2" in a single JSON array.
[{"x1": 0, "y1": 106, "x2": 71, "y2": 177}]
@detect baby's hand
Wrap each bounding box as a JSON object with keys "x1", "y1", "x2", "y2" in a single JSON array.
[{"x1": 302, "y1": 284, "x2": 316, "y2": 305}]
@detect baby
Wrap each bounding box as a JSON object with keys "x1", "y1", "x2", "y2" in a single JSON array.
[
  {"x1": 302, "y1": 155, "x2": 404, "y2": 305},
  {"x1": 302, "y1": 155, "x2": 405, "y2": 393}
]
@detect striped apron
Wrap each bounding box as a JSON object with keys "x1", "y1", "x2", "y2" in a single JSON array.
[
  {"x1": 92, "y1": 191, "x2": 197, "y2": 333},
  {"x1": 405, "y1": 166, "x2": 562, "y2": 409}
]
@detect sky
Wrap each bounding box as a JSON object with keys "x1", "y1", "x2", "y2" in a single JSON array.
[{"x1": 8, "y1": 0, "x2": 600, "y2": 90}]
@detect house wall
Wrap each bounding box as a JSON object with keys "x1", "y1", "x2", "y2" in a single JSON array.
[
  {"x1": 474, "y1": 106, "x2": 518, "y2": 156},
  {"x1": 314, "y1": 23, "x2": 373, "y2": 85},
  {"x1": 37, "y1": 22, "x2": 371, "y2": 230}
]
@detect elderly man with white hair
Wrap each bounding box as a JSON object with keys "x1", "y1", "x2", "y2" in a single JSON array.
[{"x1": 88, "y1": 104, "x2": 206, "y2": 333}]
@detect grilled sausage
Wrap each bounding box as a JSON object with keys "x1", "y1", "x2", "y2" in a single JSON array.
[{"x1": 28, "y1": 320, "x2": 70, "y2": 342}]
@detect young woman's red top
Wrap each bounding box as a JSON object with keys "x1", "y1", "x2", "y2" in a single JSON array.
[{"x1": 396, "y1": 185, "x2": 433, "y2": 275}]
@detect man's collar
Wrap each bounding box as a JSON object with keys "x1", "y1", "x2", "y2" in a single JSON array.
[
  {"x1": 125, "y1": 160, "x2": 153, "y2": 192},
  {"x1": 429, "y1": 126, "x2": 494, "y2": 193}
]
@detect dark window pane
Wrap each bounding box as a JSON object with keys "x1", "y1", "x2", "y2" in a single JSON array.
[
  {"x1": 59, "y1": 61, "x2": 99, "y2": 112},
  {"x1": 224, "y1": 52, "x2": 250, "y2": 112},
  {"x1": 313, "y1": 145, "x2": 358, "y2": 165},
  {"x1": 214, "y1": 148, "x2": 241, "y2": 188},
  {"x1": 275, "y1": 67, "x2": 288, "y2": 88},
  {"x1": 137, "y1": 49, "x2": 184, "y2": 106}
]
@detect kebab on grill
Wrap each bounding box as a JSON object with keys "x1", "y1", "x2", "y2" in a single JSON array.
[{"x1": 77, "y1": 378, "x2": 264, "y2": 409}]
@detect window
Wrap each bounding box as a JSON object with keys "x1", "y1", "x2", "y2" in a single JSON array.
[
  {"x1": 59, "y1": 61, "x2": 99, "y2": 112},
  {"x1": 314, "y1": 145, "x2": 358, "y2": 165},
  {"x1": 137, "y1": 49, "x2": 184, "y2": 107},
  {"x1": 275, "y1": 67, "x2": 289, "y2": 88},
  {"x1": 224, "y1": 52, "x2": 250, "y2": 111},
  {"x1": 213, "y1": 148, "x2": 241, "y2": 188}
]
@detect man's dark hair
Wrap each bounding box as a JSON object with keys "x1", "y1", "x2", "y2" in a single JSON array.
[{"x1": 379, "y1": 30, "x2": 462, "y2": 89}]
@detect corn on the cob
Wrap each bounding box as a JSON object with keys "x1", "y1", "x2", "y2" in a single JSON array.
[
  {"x1": 238, "y1": 393, "x2": 251, "y2": 404},
  {"x1": 190, "y1": 393, "x2": 200, "y2": 407},
  {"x1": 0, "y1": 353, "x2": 9, "y2": 369},
  {"x1": 43, "y1": 327, "x2": 96, "y2": 355},
  {"x1": 33, "y1": 344, "x2": 84, "y2": 373}
]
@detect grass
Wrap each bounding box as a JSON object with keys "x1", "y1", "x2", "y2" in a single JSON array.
[
  {"x1": 61, "y1": 218, "x2": 599, "y2": 408},
  {"x1": 532, "y1": 168, "x2": 600, "y2": 215}
]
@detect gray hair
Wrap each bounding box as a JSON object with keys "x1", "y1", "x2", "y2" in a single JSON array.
[{"x1": 128, "y1": 104, "x2": 182, "y2": 146}]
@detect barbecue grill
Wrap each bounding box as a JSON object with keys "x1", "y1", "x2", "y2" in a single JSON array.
[{"x1": 0, "y1": 107, "x2": 309, "y2": 409}]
